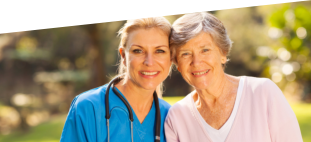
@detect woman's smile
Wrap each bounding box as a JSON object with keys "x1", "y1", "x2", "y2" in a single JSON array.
[
  {"x1": 191, "y1": 69, "x2": 210, "y2": 77},
  {"x1": 139, "y1": 71, "x2": 160, "y2": 78}
]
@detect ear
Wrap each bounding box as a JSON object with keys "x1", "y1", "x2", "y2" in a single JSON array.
[
  {"x1": 119, "y1": 48, "x2": 126, "y2": 65},
  {"x1": 119, "y1": 48, "x2": 125, "y2": 58},
  {"x1": 177, "y1": 66, "x2": 181, "y2": 72},
  {"x1": 221, "y1": 56, "x2": 227, "y2": 64}
]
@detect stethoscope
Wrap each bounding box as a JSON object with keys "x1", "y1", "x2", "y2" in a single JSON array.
[{"x1": 105, "y1": 76, "x2": 161, "y2": 142}]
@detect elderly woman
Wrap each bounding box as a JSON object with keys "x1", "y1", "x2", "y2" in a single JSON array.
[{"x1": 164, "y1": 12, "x2": 302, "y2": 142}]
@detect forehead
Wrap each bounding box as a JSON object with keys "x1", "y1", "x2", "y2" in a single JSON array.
[
  {"x1": 179, "y1": 32, "x2": 214, "y2": 50},
  {"x1": 127, "y1": 28, "x2": 169, "y2": 48}
]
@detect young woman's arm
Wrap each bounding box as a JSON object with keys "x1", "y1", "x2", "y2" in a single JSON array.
[{"x1": 60, "y1": 96, "x2": 98, "y2": 142}]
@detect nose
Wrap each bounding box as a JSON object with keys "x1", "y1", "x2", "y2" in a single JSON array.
[
  {"x1": 143, "y1": 53, "x2": 154, "y2": 66},
  {"x1": 191, "y1": 53, "x2": 201, "y2": 67}
]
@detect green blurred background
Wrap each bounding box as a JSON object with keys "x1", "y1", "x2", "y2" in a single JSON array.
[{"x1": 1, "y1": 1, "x2": 311, "y2": 142}]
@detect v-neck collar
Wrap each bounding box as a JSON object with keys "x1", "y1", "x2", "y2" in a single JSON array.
[
  {"x1": 223, "y1": 76, "x2": 247, "y2": 142},
  {"x1": 189, "y1": 76, "x2": 246, "y2": 142},
  {"x1": 113, "y1": 86, "x2": 156, "y2": 140}
]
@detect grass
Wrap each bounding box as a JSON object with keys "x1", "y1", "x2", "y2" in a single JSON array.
[
  {"x1": 291, "y1": 103, "x2": 311, "y2": 142},
  {"x1": 0, "y1": 96, "x2": 310, "y2": 142},
  {"x1": 0, "y1": 115, "x2": 66, "y2": 142}
]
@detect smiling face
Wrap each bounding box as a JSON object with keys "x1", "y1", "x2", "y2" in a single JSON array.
[
  {"x1": 121, "y1": 28, "x2": 171, "y2": 91},
  {"x1": 176, "y1": 32, "x2": 227, "y2": 90}
]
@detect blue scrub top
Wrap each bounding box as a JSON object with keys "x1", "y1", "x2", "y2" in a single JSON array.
[{"x1": 60, "y1": 83, "x2": 171, "y2": 142}]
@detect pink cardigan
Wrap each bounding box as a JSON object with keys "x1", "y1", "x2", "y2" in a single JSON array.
[{"x1": 164, "y1": 76, "x2": 303, "y2": 142}]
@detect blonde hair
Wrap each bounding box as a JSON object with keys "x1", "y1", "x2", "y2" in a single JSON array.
[
  {"x1": 117, "y1": 17, "x2": 172, "y2": 97},
  {"x1": 170, "y1": 12, "x2": 233, "y2": 68}
]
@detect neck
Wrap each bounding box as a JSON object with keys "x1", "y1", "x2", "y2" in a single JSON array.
[
  {"x1": 114, "y1": 77, "x2": 154, "y2": 113},
  {"x1": 194, "y1": 74, "x2": 239, "y2": 107}
]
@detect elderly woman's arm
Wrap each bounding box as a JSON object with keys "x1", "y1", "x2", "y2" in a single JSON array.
[
  {"x1": 265, "y1": 79, "x2": 303, "y2": 142},
  {"x1": 164, "y1": 112, "x2": 180, "y2": 142}
]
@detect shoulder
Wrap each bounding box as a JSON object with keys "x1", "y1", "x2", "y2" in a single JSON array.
[
  {"x1": 158, "y1": 98, "x2": 171, "y2": 118},
  {"x1": 244, "y1": 76, "x2": 273, "y2": 88},
  {"x1": 72, "y1": 84, "x2": 109, "y2": 111},
  {"x1": 166, "y1": 93, "x2": 193, "y2": 117},
  {"x1": 158, "y1": 98, "x2": 171, "y2": 110},
  {"x1": 243, "y1": 76, "x2": 280, "y2": 94},
  {"x1": 243, "y1": 76, "x2": 286, "y2": 105}
]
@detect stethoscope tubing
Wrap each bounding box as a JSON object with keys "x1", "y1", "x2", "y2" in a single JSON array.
[{"x1": 105, "y1": 76, "x2": 161, "y2": 142}]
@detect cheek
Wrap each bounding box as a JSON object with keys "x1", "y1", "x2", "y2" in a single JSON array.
[
  {"x1": 203, "y1": 54, "x2": 221, "y2": 67},
  {"x1": 127, "y1": 56, "x2": 142, "y2": 71},
  {"x1": 177, "y1": 62, "x2": 189, "y2": 76},
  {"x1": 157, "y1": 57, "x2": 171, "y2": 71}
]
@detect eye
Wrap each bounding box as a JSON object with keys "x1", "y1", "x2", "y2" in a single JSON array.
[
  {"x1": 202, "y1": 49, "x2": 210, "y2": 52},
  {"x1": 181, "y1": 52, "x2": 191, "y2": 57},
  {"x1": 156, "y1": 49, "x2": 165, "y2": 53},
  {"x1": 133, "y1": 49, "x2": 143, "y2": 53}
]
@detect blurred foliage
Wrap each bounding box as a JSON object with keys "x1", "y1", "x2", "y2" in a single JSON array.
[
  {"x1": 0, "y1": 22, "x2": 125, "y2": 134},
  {"x1": 0, "y1": 0, "x2": 310, "y2": 138},
  {"x1": 263, "y1": 2, "x2": 311, "y2": 101}
]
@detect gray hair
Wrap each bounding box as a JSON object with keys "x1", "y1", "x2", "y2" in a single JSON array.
[{"x1": 170, "y1": 12, "x2": 233, "y2": 67}]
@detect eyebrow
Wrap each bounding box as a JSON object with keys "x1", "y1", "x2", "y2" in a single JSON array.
[
  {"x1": 131, "y1": 44, "x2": 143, "y2": 48},
  {"x1": 131, "y1": 44, "x2": 168, "y2": 48},
  {"x1": 178, "y1": 44, "x2": 212, "y2": 51},
  {"x1": 200, "y1": 44, "x2": 212, "y2": 48}
]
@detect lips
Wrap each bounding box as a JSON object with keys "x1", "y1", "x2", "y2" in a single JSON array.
[
  {"x1": 139, "y1": 71, "x2": 160, "y2": 78},
  {"x1": 140, "y1": 71, "x2": 159, "y2": 75},
  {"x1": 192, "y1": 69, "x2": 210, "y2": 76}
]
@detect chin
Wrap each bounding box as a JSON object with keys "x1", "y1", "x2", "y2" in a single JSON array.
[
  {"x1": 191, "y1": 82, "x2": 210, "y2": 90},
  {"x1": 141, "y1": 86, "x2": 158, "y2": 91},
  {"x1": 138, "y1": 82, "x2": 159, "y2": 91},
  {"x1": 138, "y1": 77, "x2": 164, "y2": 90}
]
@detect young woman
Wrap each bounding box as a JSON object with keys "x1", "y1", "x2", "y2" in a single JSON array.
[{"x1": 61, "y1": 17, "x2": 172, "y2": 142}]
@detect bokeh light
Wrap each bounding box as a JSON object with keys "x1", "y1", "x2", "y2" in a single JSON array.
[
  {"x1": 272, "y1": 72, "x2": 283, "y2": 83},
  {"x1": 277, "y1": 48, "x2": 291, "y2": 61},
  {"x1": 296, "y1": 27, "x2": 307, "y2": 39},
  {"x1": 257, "y1": 46, "x2": 270, "y2": 56},
  {"x1": 268, "y1": 27, "x2": 283, "y2": 39},
  {"x1": 26, "y1": 111, "x2": 49, "y2": 126},
  {"x1": 269, "y1": 65, "x2": 280, "y2": 75},
  {"x1": 291, "y1": 62, "x2": 300, "y2": 72},
  {"x1": 282, "y1": 63, "x2": 294, "y2": 75},
  {"x1": 0, "y1": 106, "x2": 20, "y2": 135},
  {"x1": 11, "y1": 93, "x2": 32, "y2": 107},
  {"x1": 284, "y1": 9, "x2": 295, "y2": 22}
]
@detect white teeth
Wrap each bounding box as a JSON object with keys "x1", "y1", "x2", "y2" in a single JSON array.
[
  {"x1": 193, "y1": 70, "x2": 209, "y2": 75},
  {"x1": 141, "y1": 72, "x2": 158, "y2": 75}
]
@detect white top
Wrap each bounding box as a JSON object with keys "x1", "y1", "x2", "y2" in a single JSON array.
[{"x1": 191, "y1": 76, "x2": 245, "y2": 142}]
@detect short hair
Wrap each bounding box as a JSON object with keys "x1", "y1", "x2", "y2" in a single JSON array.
[
  {"x1": 116, "y1": 17, "x2": 172, "y2": 96},
  {"x1": 170, "y1": 12, "x2": 233, "y2": 67}
]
